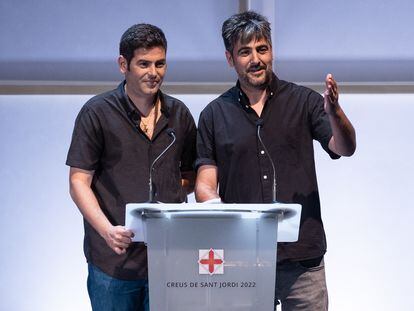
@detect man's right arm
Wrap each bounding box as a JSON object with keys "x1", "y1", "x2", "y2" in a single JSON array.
[
  {"x1": 195, "y1": 165, "x2": 220, "y2": 202},
  {"x1": 69, "y1": 167, "x2": 133, "y2": 255}
]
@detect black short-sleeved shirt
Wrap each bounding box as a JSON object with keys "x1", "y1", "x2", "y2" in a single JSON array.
[
  {"x1": 66, "y1": 81, "x2": 196, "y2": 280},
  {"x1": 196, "y1": 74, "x2": 339, "y2": 262}
]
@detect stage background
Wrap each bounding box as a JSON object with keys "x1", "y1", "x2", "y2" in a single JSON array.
[
  {"x1": 1, "y1": 93, "x2": 413, "y2": 311},
  {"x1": 1, "y1": 0, "x2": 413, "y2": 83}
]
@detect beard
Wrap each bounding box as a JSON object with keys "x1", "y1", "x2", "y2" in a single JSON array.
[{"x1": 239, "y1": 64, "x2": 273, "y2": 90}]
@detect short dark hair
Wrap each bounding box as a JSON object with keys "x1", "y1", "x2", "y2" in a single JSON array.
[
  {"x1": 222, "y1": 11, "x2": 271, "y2": 54},
  {"x1": 119, "y1": 23, "x2": 167, "y2": 67}
]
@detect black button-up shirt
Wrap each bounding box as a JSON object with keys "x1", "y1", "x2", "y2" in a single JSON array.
[
  {"x1": 67, "y1": 81, "x2": 196, "y2": 279},
  {"x1": 196, "y1": 74, "x2": 339, "y2": 261}
]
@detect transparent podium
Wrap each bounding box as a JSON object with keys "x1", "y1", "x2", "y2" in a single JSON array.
[{"x1": 125, "y1": 203, "x2": 301, "y2": 311}]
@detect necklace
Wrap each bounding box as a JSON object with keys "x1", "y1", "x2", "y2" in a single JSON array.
[
  {"x1": 124, "y1": 84, "x2": 160, "y2": 137},
  {"x1": 140, "y1": 98, "x2": 159, "y2": 137},
  {"x1": 140, "y1": 106, "x2": 155, "y2": 133}
]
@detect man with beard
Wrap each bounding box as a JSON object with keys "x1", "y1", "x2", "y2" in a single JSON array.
[
  {"x1": 67, "y1": 24, "x2": 196, "y2": 310},
  {"x1": 195, "y1": 11, "x2": 356, "y2": 310}
]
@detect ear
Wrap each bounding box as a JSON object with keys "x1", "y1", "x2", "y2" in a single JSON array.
[
  {"x1": 118, "y1": 55, "x2": 128, "y2": 74},
  {"x1": 225, "y1": 50, "x2": 234, "y2": 67}
]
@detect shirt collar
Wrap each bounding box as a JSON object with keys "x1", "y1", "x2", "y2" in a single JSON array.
[
  {"x1": 118, "y1": 80, "x2": 171, "y2": 119},
  {"x1": 236, "y1": 73, "x2": 279, "y2": 108}
]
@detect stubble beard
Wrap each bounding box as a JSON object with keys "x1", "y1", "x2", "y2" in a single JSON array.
[{"x1": 241, "y1": 67, "x2": 272, "y2": 90}]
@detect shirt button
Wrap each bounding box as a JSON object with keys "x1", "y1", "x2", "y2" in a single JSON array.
[
  {"x1": 245, "y1": 105, "x2": 249, "y2": 108},
  {"x1": 263, "y1": 175, "x2": 268, "y2": 180},
  {"x1": 260, "y1": 150, "x2": 265, "y2": 155},
  {"x1": 270, "y1": 92, "x2": 274, "y2": 96}
]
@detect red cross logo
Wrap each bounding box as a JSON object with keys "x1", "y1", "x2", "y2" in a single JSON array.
[{"x1": 198, "y1": 249, "x2": 225, "y2": 275}]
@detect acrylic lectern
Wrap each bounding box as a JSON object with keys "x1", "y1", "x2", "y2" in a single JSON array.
[{"x1": 125, "y1": 203, "x2": 301, "y2": 311}]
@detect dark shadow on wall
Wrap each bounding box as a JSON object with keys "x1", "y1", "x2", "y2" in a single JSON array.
[{"x1": 1, "y1": 59, "x2": 414, "y2": 83}]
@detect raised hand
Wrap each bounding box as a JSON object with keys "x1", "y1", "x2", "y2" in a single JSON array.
[{"x1": 324, "y1": 73, "x2": 339, "y2": 115}]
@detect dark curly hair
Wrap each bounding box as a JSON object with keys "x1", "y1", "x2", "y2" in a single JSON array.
[{"x1": 119, "y1": 23, "x2": 167, "y2": 68}]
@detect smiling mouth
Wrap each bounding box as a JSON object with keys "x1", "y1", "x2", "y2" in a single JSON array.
[
  {"x1": 249, "y1": 69, "x2": 265, "y2": 77},
  {"x1": 248, "y1": 66, "x2": 266, "y2": 74},
  {"x1": 145, "y1": 80, "x2": 160, "y2": 87}
]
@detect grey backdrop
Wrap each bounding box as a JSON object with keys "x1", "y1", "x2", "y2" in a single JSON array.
[{"x1": 1, "y1": 0, "x2": 414, "y2": 83}]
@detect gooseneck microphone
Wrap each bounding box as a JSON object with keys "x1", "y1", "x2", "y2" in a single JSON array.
[
  {"x1": 148, "y1": 128, "x2": 176, "y2": 202},
  {"x1": 256, "y1": 119, "x2": 277, "y2": 203}
]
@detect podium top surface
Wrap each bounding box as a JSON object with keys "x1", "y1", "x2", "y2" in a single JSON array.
[
  {"x1": 126, "y1": 202, "x2": 300, "y2": 220},
  {"x1": 125, "y1": 202, "x2": 302, "y2": 242}
]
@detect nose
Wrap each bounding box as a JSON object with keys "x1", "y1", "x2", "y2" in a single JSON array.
[
  {"x1": 148, "y1": 64, "x2": 157, "y2": 77},
  {"x1": 250, "y1": 50, "x2": 260, "y2": 64}
]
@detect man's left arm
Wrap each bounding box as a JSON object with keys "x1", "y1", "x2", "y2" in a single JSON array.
[
  {"x1": 324, "y1": 73, "x2": 357, "y2": 157},
  {"x1": 180, "y1": 108, "x2": 197, "y2": 194},
  {"x1": 181, "y1": 171, "x2": 196, "y2": 194}
]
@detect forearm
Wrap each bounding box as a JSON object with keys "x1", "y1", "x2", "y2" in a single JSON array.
[
  {"x1": 194, "y1": 165, "x2": 220, "y2": 202},
  {"x1": 195, "y1": 183, "x2": 220, "y2": 202},
  {"x1": 69, "y1": 179, "x2": 111, "y2": 238},
  {"x1": 328, "y1": 103, "x2": 356, "y2": 156}
]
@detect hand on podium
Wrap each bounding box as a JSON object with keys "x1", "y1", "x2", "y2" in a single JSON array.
[
  {"x1": 202, "y1": 198, "x2": 222, "y2": 204},
  {"x1": 103, "y1": 225, "x2": 135, "y2": 255}
]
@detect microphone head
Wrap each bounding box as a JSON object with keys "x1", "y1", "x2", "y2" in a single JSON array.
[
  {"x1": 255, "y1": 119, "x2": 264, "y2": 128},
  {"x1": 166, "y1": 128, "x2": 175, "y2": 136}
]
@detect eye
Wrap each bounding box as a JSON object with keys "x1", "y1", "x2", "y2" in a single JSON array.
[
  {"x1": 138, "y1": 61, "x2": 149, "y2": 68},
  {"x1": 155, "y1": 61, "x2": 166, "y2": 68},
  {"x1": 257, "y1": 46, "x2": 269, "y2": 54},
  {"x1": 238, "y1": 49, "x2": 250, "y2": 56}
]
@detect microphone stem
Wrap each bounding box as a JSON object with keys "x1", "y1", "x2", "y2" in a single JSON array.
[{"x1": 149, "y1": 133, "x2": 176, "y2": 202}]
